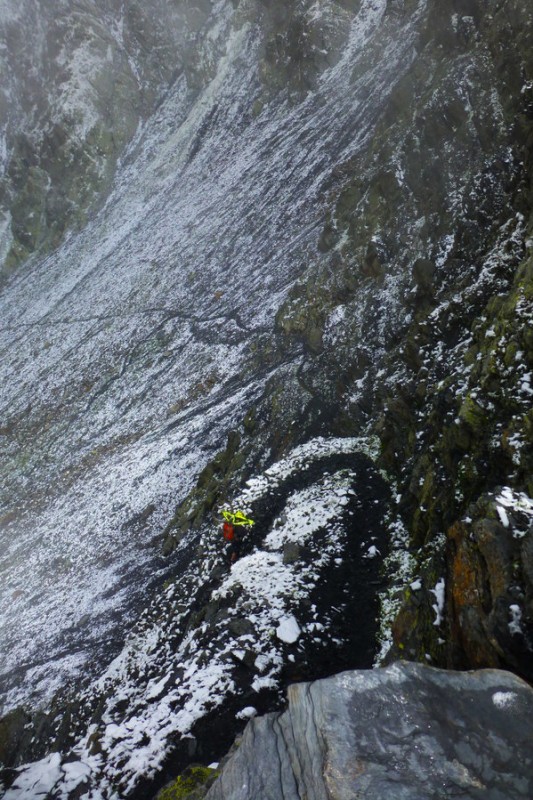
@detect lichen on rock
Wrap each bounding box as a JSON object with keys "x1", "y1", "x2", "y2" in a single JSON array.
[{"x1": 156, "y1": 765, "x2": 219, "y2": 800}]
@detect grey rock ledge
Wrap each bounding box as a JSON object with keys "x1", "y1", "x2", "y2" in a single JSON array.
[{"x1": 206, "y1": 662, "x2": 533, "y2": 800}]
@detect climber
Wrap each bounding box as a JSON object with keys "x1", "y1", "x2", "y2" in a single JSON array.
[
  {"x1": 221, "y1": 508, "x2": 255, "y2": 564},
  {"x1": 222, "y1": 518, "x2": 240, "y2": 564}
]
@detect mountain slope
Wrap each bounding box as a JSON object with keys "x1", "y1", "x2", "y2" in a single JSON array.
[
  {"x1": 0, "y1": 0, "x2": 532, "y2": 797},
  {"x1": 0, "y1": 0, "x2": 424, "y2": 716}
]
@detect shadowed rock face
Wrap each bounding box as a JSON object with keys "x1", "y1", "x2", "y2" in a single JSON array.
[{"x1": 206, "y1": 662, "x2": 533, "y2": 800}]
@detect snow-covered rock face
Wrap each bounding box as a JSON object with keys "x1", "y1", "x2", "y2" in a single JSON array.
[{"x1": 0, "y1": 0, "x2": 424, "y2": 714}]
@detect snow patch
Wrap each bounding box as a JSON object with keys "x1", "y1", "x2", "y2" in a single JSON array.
[
  {"x1": 145, "y1": 673, "x2": 171, "y2": 701},
  {"x1": 492, "y1": 691, "x2": 518, "y2": 710},
  {"x1": 496, "y1": 504, "x2": 509, "y2": 528},
  {"x1": 431, "y1": 578, "x2": 445, "y2": 627},
  {"x1": 235, "y1": 706, "x2": 257, "y2": 720},
  {"x1": 4, "y1": 753, "x2": 62, "y2": 800},
  {"x1": 508, "y1": 605, "x2": 523, "y2": 636},
  {"x1": 495, "y1": 488, "x2": 533, "y2": 538},
  {"x1": 364, "y1": 545, "x2": 381, "y2": 559},
  {"x1": 276, "y1": 615, "x2": 301, "y2": 644}
]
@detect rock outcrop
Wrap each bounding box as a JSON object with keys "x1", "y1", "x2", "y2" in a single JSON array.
[{"x1": 205, "y1": 662, "x2": 533, "y2": 800}]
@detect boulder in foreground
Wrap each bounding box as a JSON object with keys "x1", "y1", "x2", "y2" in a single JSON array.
[{"x1": 206, "y1": 662, "x2": 533, "y2": 800}]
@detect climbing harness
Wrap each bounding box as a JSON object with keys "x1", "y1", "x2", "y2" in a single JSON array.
[{"x1": 222, "y1": 509, "x2": 255, "y2": 527}]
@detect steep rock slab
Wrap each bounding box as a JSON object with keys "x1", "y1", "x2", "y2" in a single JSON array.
[{"x1": 206, "y1": 662, "x2": 533, "y2": 800}]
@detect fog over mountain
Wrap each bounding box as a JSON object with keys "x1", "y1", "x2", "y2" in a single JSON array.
[{"x1": 0, "y1": 1, "x2": 532, "y2": 798}]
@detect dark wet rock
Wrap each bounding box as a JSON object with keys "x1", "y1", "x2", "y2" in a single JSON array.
[
  {"x1": 205, "y1": 663, "x2": 533, "y2": 800},
  {"x1": 317, "y1": 217, "x2": 339, "y2": 253},
  {"x1": 229, "y1": 649, "x2": 257, "y2": 671},
  {"x1": 361, "y1": 241, "x2": 384, "y2": 280},
  {"x1": 0, "y1": 708, "x2": 30, "y2": 770},
  {"x1": 227, "y1": 618, "x2": 256, "y2": 638},
  {"x1": 282, "y1": 542, "x2": 302, "y2": 565},
  {"x1": 412, "y1": 257, "x2": 435, "y2": 293},
  {"x1": 380, "y1": 246, "x2": 533, "y2": 669},
  {"x1": 274, "y1": 284, "x2": 328, "y2": 355},
  {"x1": 122, "y1": 504, "x2": 156, "y2": 532}
]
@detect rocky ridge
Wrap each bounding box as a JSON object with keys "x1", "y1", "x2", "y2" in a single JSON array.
[
  {"x1": 255, "y1": 0, "x2": 533, "y2": 677},
  {"x1": 1, "y1": 436, "x2": 392, "y2": 798}
]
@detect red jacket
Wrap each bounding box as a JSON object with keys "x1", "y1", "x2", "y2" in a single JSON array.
[{"x1": 223, "y1": 522, "x2": 235, "y2": 541}]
